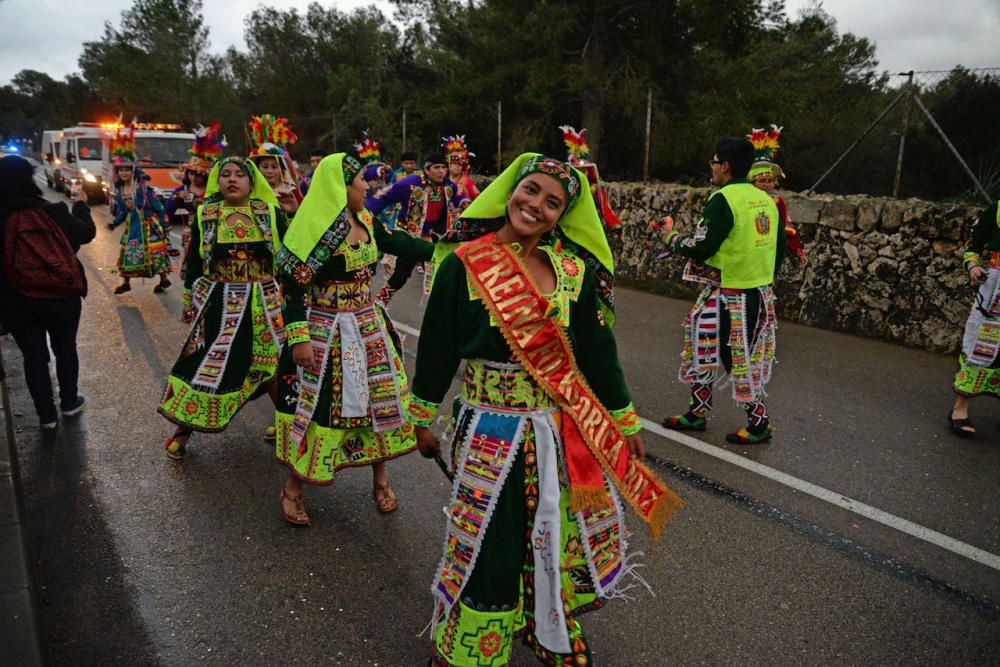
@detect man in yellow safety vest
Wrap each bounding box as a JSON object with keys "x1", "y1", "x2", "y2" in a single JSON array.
[{"x1": 661, "y1": 137, "x2": 786, "y2": 444}]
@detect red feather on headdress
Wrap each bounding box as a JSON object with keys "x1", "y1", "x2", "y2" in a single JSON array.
[
  {"x1": 747, "y1": 124, "x2": 783, "y2": 161},
  {"x1": 107, "y1": 123, "x2": 136, "y2": 164},
  {"x1": 442, "y1": 134, "x2": 475, "y2": 159},
  {"x1": 354, "y1": 130, "x2": 381, "y2": 163},
  {"x1": 559, "y1": 125, "x2": 590, "y2": 164},
  {"x1": 248, "y1": 114, "x2": 297, "y2": 155}
]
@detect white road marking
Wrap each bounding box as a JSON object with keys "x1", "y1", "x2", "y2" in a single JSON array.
[
  {"x1": 393, "y1": 321, "x2": 421, "y2": 338},
  {"x1": 393, "y1": 318, "x2": 1000, "y2": 573},
  {"x1": 639, "y1": 418, "x2": 1000, "y2": 573}
]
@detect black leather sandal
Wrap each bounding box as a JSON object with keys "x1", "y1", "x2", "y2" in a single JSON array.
[{"x1": 948, "y1": 411, "x2": 975, "y2": 437}]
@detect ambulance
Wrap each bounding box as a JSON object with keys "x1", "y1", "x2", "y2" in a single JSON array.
[{"x1": 48, "y1": 122, "x2": 194, "y2": 206}]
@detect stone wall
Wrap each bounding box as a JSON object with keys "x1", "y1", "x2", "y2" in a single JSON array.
[{"x1": 602, "y1": 182, "x2": 985, "y2": 354}]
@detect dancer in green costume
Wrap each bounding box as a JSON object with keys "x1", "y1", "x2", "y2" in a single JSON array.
[
  {"x1": 158, "y1": 157, "x2": 290, "y2": 460},
  {"x1": 413, "y1": 154, "x2": 682, "y2": 667},
  {"x1": 949, "y1": 200, "x2": 1000, "y2": 436},
  {"x1": 273, "y1": 153, "x2": 434, "y2": 525}
]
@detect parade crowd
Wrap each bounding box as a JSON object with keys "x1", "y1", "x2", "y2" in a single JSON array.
[{"x1": 3, "y1": 112, "x2": 992, "y2": 666}]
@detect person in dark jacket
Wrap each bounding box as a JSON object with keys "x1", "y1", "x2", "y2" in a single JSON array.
[{"x1": 0, "y1": 155, "x2": 96, "y2": 429}]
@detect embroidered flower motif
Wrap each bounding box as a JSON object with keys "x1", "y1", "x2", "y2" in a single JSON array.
[
  {"x1": 184, "y1": 400, "x2": 200, "y2": 416},
  {"x1": 294, "y1": 265, "x2": 314, "y2": 285},
  {"x1": 562, "y1": 258, "x2": 579, "y2": 277},
  {"x1": 478, "y1": 631, "x2": 502, "y2": 658}
]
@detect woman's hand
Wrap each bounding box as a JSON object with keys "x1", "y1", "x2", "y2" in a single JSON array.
[
  {"x1": 415, "y1": 426, "x2": 441, "y2": 459},
  {"x1": 291, "y1": 341, "x2": 315, "y2": 369},
  {"x1": 277, "y1": 190, "x2": 299, "y2": 214},
  {"x1": 625, "y1": 433, "x2": 645, "y2": 460},
  {"x1": 970, "y1": 264, "x2": 988, "y2": 285}
]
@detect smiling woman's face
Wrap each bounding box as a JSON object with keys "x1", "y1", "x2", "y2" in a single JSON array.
[
  {"x1": 505, "y1": 173, "x2": 566, "y2": 241},
  {"x1": 218, "y1": 162, "x2": 251, "y2": 204}
]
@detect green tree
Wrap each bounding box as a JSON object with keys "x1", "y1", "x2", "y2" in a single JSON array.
[
  {"x1": 227, "y1": 4, "x2": 410, "y2": 158},
  {"x1": 902, "y1": 68, "x2": 1000, "y2": 200},
  {"x1": 78, "y1": 0, "x2": 210, "y2": 123}
]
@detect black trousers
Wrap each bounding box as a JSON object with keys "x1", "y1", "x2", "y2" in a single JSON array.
[{"x1": 9, "y1": 298, "x2": 82, "y2": 422}]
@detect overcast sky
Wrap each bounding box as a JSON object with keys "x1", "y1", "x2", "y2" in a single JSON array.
[{"x1": 1, "y1": 0, "x2": 997, "y2": 86}]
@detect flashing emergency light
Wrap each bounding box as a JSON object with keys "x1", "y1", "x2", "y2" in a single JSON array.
[
  {"x1": 134, "y1": 122, "x2": 183, "y2": 130},
  {"x1": 92, "y1": 121, "x2": 182, "y2": 131}
]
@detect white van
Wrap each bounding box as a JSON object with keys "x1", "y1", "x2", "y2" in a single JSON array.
[
  {"x1": 40, "y1": 130, "x2": 64, "y2": 191},
  {"x1": 59, "y1": 124, "x2": 115, "y2": 204}
]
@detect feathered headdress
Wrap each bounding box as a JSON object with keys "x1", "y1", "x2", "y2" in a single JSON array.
[
  {"x1": 248, "y1": 114, "x2": 297, "y2": 157},
  {"x1": 747, "y1": 124, "x2": 785, "y2": 179},
  {"x1": 353, "y1": 130, "x2": 381, "y2": 164},
  {"x1": 559, "y1": 125, "x2": 590, "y2": 166},
  {"x1": 108, "y1": 124, "x2": 136, "y2": 165},
  {"x1": 442, "y1": 134, "x2": 475, "y2": 164},
  {"x1": 184, "y1": 121, "x2": 226, "y2": 174}
]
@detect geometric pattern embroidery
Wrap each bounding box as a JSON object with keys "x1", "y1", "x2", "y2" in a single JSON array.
[
  {"x1": 433, "y1": 412, "x2": 523, "y2": 610},
  {"x1": 431, "y1": 411, "x2": 608, "y2": 666}
]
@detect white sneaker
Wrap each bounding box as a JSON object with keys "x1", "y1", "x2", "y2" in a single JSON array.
[{"x1": 40, "y1": 420, "x2": 57, "y2": 431}]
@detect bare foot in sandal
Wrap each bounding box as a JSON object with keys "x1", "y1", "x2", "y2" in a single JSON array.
[
  {"x1": 280, "y1": 477, "x2": 310, "y2": 526},
  {"x1": 373, "y1": 481, "x2": 398, "y2": 513},
  {"x1": 371, "y1": 461, "x2": 397, "y2": 513}
]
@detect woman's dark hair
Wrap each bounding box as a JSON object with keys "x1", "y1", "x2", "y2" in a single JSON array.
[
  {"x1": 309, "y1": 148, "x2": 326, "y2": 158},
  {"x1": 714, "y1": 137, "x2": 755, "y2": 178},
  {"x1": 424, "y1": 151, "x2": 447, "y2": 168},
  {"x1": 0, "y1": 155, "x2": 42, "y2": 201}
]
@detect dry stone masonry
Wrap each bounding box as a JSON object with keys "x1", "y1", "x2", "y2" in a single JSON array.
[{"x1": 601, "y1": 182, "x2": 985, "y2": 354}]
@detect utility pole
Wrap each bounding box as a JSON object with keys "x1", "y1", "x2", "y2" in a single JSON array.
[
  {"x1": 892, "y1": 71, "x2": 914, "y2": 198},
  {"x1": 497, "y1": 101, "x2": 502, "y2": 173},
  {"x1": 402, "y1": 107, "x2": 407, "y2": 154},
  {"x1": 643, "y1": 87, "x2": 652, "y2": 182}
]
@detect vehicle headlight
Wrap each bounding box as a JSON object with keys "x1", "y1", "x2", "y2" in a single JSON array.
[{"x1": 84, "y1": 173, "x2": 98, "y2": 183}]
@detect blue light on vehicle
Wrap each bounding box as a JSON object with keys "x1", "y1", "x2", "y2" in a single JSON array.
[{"x1": 7, "y1": 145, "x2": 18, "y2": 153}]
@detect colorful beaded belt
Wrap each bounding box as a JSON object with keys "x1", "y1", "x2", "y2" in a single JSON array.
[
  {"x1": 462, "y1": 359, "x2": 555, "y2": 412},
  {"x1": 311, "y1": 277, "x2": 374, "y2": 311}
]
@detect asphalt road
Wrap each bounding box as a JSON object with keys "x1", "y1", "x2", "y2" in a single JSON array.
[{"x1": 5, "y1": 183, "x2": 1000, "y2": 665}]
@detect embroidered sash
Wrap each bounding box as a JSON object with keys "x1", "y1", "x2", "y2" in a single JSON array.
[
  {"x1": 288, "y1": 302, "x2": 406, "y2": 458},
  {"x1": 724, "y1": 287, "x2": 777, "y2": 403},
  {"x1": 431, "y1": 407, "x2": 628, "y2": 638},
  {"x1": 192, "y1": 282, "x2": 251, "y2": 391},
  {"x1": 455, "y1": 233, "x2": 682, "y2": 538},
  {"x1": 186, "y1": 278, "x2": 284, "y2": 390},
  {"x1": 962, "y1": 267, "x2": 1000, "y2": 366}
]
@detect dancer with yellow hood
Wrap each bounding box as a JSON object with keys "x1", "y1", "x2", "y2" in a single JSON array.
[
  {"x1": 272, "y1": 153, "x2": 434, "y2": 525},
  {"x1": 158, "y1": 157, "x2": 289, "y2": 460},
  {"x1": 411, "y1": 153, "x2": 683, "y2": 666}
]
